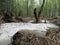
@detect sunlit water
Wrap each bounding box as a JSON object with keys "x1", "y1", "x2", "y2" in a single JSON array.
[{"x1": 0, "y1": 21, "x2": 58, "y2": 45}]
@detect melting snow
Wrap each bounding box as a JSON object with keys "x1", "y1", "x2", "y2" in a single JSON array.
[{"x1": 0, "y1": 22, "x2": 58, "y2": 45}]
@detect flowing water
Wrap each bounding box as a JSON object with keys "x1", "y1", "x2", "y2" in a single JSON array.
[{"x1": 0, "y1": 20, "x2": 58, "y2": 45}]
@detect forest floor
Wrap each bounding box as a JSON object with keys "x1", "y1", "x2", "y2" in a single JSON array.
[{"x1": 0, "y1": 16, "x2": 60, "y2": 45}]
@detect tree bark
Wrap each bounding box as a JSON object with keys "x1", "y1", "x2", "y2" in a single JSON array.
[
  {"x1": 34, "y1": 0, "x2": 45, "y2": 23},
  {"x1": 34, "y1": 8, "x2": 38, "y2": 23},
  {"x1": 38, "y1": 0, "x2": 45, "y2": 18}
]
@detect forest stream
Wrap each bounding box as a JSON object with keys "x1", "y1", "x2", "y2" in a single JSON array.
[{"x1": 0, "y1": 20, "x2": 58, "y2": 45}]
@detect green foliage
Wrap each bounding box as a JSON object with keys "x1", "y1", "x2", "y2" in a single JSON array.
[{"x1": 0, "y1": 0, "x2": 60, "y2": 17}]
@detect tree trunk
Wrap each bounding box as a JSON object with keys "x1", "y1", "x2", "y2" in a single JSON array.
[
  {"x1": 38, "y1": 0, "x2": 45, "y2": 18},
  {"x1": 34, "y1": 8, "x2": 39, "y2": 23},
  {"x1": 34, "y1": 0, "x2": 45, "y2": 23}
]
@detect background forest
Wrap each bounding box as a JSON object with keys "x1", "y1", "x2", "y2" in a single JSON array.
[
  {"x1": 0, "y1": 0, "x2": 60, "y2": 18},
  {"x1": 0, "y1": 0, "x2": 60, "y2": 45}
]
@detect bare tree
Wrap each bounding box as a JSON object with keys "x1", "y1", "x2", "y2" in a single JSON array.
[
  {"x1": 34, "y1": 0, "x2": 45, "y2": 23},
  {"x1": 34, "y1": 8, "x2": 38, "y2": 23}
]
